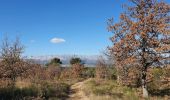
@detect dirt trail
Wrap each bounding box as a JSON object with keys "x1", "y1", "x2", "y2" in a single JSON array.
[{"x1": 67, "y1": 79, "x2": 90, "y2": 100}]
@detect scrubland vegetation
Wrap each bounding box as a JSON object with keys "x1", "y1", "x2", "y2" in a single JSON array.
[
  {"x1": 0, "y1": 0, "x2": 169, "y2": 100},
  {"x1": 82, "y1": 66, "x2": 170, "y2": 100},
  {"x1": 0, "y1": 39, "x2": 169, "y2": 99}
]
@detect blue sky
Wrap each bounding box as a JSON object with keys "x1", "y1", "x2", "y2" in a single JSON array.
[{"x1": 1, "y1": 0, "x2": 168, "y2": 56}]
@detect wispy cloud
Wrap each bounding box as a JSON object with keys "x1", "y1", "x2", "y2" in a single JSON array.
[
  {"x1": 30, "y1": 40, "x2": 35, "y2": 43},
  {"x1": 50, "y1": 38, "x2": 66, "y2": 44}
]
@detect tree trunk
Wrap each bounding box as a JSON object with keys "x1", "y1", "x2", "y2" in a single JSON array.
[
  {"x1": 117, "y1": 75, "x2": 120, "y2": 84},
  {"x1": 142, "y1": 69, "x2": 148, "y2": 98},
  {"x1": 142, "y1": 84, "x2": 148, "y2": 98}
]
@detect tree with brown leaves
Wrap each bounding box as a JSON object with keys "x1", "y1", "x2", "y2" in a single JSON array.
[
  {"x1": 0, "y1": 36, "x2": 28, "y2": 86},
  {"x1": 108, "y1": 0, "x2": 169, "y2": 98}
]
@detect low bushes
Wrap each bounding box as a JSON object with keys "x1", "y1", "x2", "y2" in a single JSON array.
[
  {"x1": 40, "y1": 82, "x2": 70, "y2": 99},
  {"x1": 82, "y1": 67, "x2": 95, "y2": 78},
  {"x1": 0, "y1": 85, "x2": 38, "y2": 100},
  {"x1": 0, "y1": 81, "x2": 70, "y2": 100},
  {"x1": 82, "y1": 79, "x2": 139, "y2": 100},
  {"x1": 147, "y1": 67, "x2": 170, "y2": 97}
]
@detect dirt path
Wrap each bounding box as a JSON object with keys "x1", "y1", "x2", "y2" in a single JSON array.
[{"x1": 67, "y1": 79, "x2": 90, "y2": 100}]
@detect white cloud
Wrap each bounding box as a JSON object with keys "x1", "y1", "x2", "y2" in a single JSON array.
[{"x1": 50, "y1": 38, "x2": 66, "y2": 44}]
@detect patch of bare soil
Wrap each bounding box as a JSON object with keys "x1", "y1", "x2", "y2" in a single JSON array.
[{"x1": 67, "y1": 79, "x2": 90, "y2": 100}]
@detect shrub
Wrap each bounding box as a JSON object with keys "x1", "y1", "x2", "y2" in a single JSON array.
[
  {"x1": 148, "y1": 68, "x2": 167, "y2": 92},
  {"x1": 60, "y1": 68, "x2": 72, "y2": 79},
  {"x1": 0, "y1": 81, "x2": 70, "y2": 100},
  {"x1": 107, "y1": 66, "x2": 117, "y2": 80},
  {"x1": 82, "y1": 67, "x2": 95, "y2": 78},
  {"x1": 82, "y1": 79, "x2": 138, "y2": 99},
  {"x1": 71, "y1": 63, "x2": 84, "y2": 78},
  {"x1": 95, "y1": 57, "x2": 108, "y2": 79},
  {"x1": 46, "y1": 58, "x2": 62, "y2": 66},
  {"x1": 21, "y1": 85, "x2": 39, "y2": 97},
  {"x1": 0, "y1": 85, "x2": 38, "y2": 100},
  {"x1": 70, "y1": 57, "x2": 83, "y2": 65},
  {"x1": 47, "y1": 65, "x2": 61, "y2": 80},
  {"x1": 40, "y1": 81, "x2": 70, "y2": 99}
]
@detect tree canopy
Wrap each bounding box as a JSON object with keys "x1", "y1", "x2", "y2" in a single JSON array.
[
  {"x1": 46, "y1": 58, "x2": 62, "y2": 66},
  {"x1": 70, "y1": 57, "x2": 83, "y2": 65},
  {"x1": 108, "y1": 0, "x2": 170, "y2": 98}
]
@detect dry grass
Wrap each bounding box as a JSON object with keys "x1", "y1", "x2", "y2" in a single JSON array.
[
  {"x1": 82, "y1": 78, "x2": 139, "y2": 100},
  {"x1": 15, "y1": 79, "x2": 32, "y2": 89},
  {"x1": 82, "y1": 78, "x2": 170, "y2": 100}
]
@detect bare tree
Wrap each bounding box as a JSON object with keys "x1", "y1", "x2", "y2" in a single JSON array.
[
  {"x1": 108, "y1": 0, "x2": 169, "y2": 98},
  {"x1": 0, "y1": 36, "x2": 27, "y2": 86},
  {"x1": 95, "y1": 56, "x2": 108, "y2": 79}
]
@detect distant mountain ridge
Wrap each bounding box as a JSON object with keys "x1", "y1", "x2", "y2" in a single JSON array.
[{"x1": 24, "y1": 55, "x2": 100, "y2": 66}]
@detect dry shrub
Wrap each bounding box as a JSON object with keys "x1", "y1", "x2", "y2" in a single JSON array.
[
  {"x1": 0, "y1": 79, "x2": 13, "y2": 88},
  {"x1": 148, "y1": 67, "x2": 170, "y2": 91},
  {"x1": 0, "y1": 60, "x2": 33, "y2": 87},
  {"x1": 0, "y1": 36, "x2": 32, "y2": 87},
  {"x1": 95, "y1": 57, "x2": 108, "y2": 79},
  {"x1": 82, "y1": 67, "x2": 95, "y2": 78},
  {"x1": 60, "y1": 68, "x2": 72, "y2": 79},
  {"x1": 15, "y1": 79, "x2": 32, "y2": 89},
  {"x1": 126, "y1": 66, "x2": 141, "y2": 87},
  {"x1": 82, "y1": 78, "x2": 138, "y2": 100},
  {"x1": 27, "y1": 64, "x2": 49, "y2": 84},
  {"x1": 47, "y1": 65, "x2": 61, "y2": 80},
  {"x1": 71, "y1": 63, "x2": 84, "y2": 78}
]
